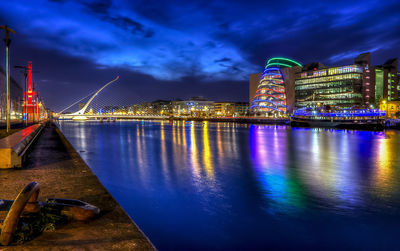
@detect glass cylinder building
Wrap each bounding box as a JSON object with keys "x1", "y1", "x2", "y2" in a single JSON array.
[{"x1": 251, "y1": 57, "x2": 302, "y2": 115}]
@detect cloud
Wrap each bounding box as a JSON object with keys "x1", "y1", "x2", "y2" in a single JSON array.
[
  {"x1": 0, "y1": 0, "x2": 262, "y2": 81},
  {"x1": 214, "y1": 57, "x2": 232, "y2": 63},
  {"x1": 102, "y1": 16, "x2": 154, "y2": 38},
  {"x1": 0, "y1": 0, "x2": 399, "y2": 109},
  {"x1": 80, "y1": 0, "x2": 112, "y2": 15}
]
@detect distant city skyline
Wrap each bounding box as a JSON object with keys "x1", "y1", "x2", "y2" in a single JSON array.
[{"x1": 0, "y1": 0, "x2": 399, "y2": 111}]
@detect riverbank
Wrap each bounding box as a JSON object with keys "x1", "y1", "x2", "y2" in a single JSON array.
[
  {"x1": 0, "y1": 122, "x2": 155, "y2": 250},
  {"x1": 58, "y1": 117, "x2": 290, "y2": 125}
]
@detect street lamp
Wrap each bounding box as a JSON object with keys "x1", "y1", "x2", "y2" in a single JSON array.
[{"x1": 0, "y1": 25, "x2": 16, "y2": 132}]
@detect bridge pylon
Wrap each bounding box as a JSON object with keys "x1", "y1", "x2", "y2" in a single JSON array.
[{"x1": 59, "y1": 76, "x2": 119, "y2": 120}]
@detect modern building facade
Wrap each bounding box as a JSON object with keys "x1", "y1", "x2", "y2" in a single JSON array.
[
  {"x1": 372, "y1": 58, "x2": 399, "y2": 104},
  {"x1": 249, "y1": 53, "x2": 399, "y2": 116},
  {"x1": 295, "y1": 63, "x2": 364, "y2": 108},
  {"x1": 250, "y1": 57, "x2": 302, "y2": 115},
  {"x1": 294, "y1": 53, "x2": 399, "y2": 109}
]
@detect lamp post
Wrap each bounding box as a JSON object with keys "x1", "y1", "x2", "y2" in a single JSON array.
[{"x1": 0, "y1": 25, "x2": 16, "y2": 132}]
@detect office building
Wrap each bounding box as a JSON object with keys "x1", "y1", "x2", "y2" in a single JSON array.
[{"x1": 294, "y1": 53, "x2": 399, "y2": 109}]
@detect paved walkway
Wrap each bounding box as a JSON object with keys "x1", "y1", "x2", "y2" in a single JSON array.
[{"x1": 0, "y1": 122, "x2": 155, "y2": 250}]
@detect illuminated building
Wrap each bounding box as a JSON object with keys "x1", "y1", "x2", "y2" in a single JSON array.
[
  {"x1": 214, "y1": 102, "x2": 235, "y2": 117},
  {"x1": 0, "y1": 67, "x2": 23, "y2": 120},
  {"x1": 214, "y1": 102, "x2": 249, "y2": 117},
  {"x1": 373, "y1": 59, "x2": 399, "y2": 103},
  {"x1": 131, "y1": 102, "x2": 152, "y2": 115},
  {"x1": 172, "y1": 97, "x2": 214, "y2": 117},
  {"x1": 295, "y1": 53, "x2": 399, "y2": 109},
  {"x1": 151, "y1": 100, "x2": 172, "y2": 115},
  {"x1": 251, "y1": 57, "x2": 302, "y2": 115},
  {"x1": 233, "y1": 102, "x2": 249, "y2": 116},
  {"x1": 380, "y1": 100, "x2": 400, "y2": 119}
]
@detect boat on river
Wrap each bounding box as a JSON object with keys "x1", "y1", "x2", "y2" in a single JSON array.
[{"x1": 290, "y1": 107, "x2": 386, "y2": 130}]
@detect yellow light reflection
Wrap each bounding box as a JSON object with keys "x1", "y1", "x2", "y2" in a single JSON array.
[
  {"x1": 190, "y1": 122, "x2": 201, "y2": 179},
  {"x1": 176, "y1": 121, "x2": 181, "y2": 146},
  {"x1": 202, "y1": 121, "x2": 214, "y2": 179},
  {"x1": 160, "y1": 121, "x2": 170, "y2": 184},
  {"x1": 374, "y1": 132, "x2": 396, "y2": 194},
  {"x1": 182, "y1": 121, "x2": 186, "y2": 147},
  {"x1": 136, "y1": 124, "x2": 146, "y2": 181},
  {"x1": 216, "y1": 123, "x2": 224, "y2": 167},
  {"x1": 172, "y1": 120, "x2": 181, "y2": 168}
]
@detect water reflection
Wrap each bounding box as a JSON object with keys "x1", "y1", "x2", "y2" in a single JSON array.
[
  {"x1": 58, "y1": 121, "x2": 400, "y2": 250},
  {"x1": 373, "y1": 131, "x2": 399, "y2": 199},
  {"x1": 160, "y1": 121, "x2": 171, "y2": 187},
  {"x1": 249, "y1": 125, "x2": 305, "y2": 215},
  {"x1": 189, "y1": 121, "x2": 201, "y2": 180},
  {"x1": 248, "y1": 126, "x2": 400, "y2": 215},
  {"x1": 202, "y1": 121, "x2": 214, "y2": 179}
]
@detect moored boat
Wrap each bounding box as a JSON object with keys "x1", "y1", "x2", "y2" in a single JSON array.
[{"x1": 290, "y1": 108, "x2": 386, "y2": 130}]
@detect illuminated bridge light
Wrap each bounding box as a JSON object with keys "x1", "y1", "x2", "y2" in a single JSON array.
[{"x1": 251, "y1": 57, "x2": 302, "y2": 115}]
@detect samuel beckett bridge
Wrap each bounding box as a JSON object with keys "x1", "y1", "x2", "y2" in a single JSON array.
[{"x1": 57, "y1": 76, "x2": 169, "y2": 121}]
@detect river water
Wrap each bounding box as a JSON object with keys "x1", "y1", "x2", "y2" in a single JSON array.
[{"x1": 58, "y1": 120, "x2": 400, "y2": 250}]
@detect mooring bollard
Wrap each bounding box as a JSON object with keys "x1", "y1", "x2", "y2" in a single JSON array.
[
  {"x1": 0, "y1": 182, "x2": 40, "y2": 245},
  {"x1": 0, "y1": 182, "x2": 100, "y2": 246}
]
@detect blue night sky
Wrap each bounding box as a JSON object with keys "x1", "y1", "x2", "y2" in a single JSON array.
[{"x1": 0, "y1": 0, "x2": 399, "y2": 111}]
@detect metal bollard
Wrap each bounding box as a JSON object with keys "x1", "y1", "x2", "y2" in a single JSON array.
[{"x1": 0, "y1": 182, "x2": 100, "y2": 246}]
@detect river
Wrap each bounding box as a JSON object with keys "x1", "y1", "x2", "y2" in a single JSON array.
[{"x1": 58, "y1": 120, "x2": 400, "y2": 250}]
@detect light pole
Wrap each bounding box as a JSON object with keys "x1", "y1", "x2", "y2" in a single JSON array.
[{"x1": 0, "y1": 25, "x2": 16, "y2": 132}]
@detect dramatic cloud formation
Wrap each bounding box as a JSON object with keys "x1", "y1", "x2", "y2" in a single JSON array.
[{"x1": 0, "y1": 0, "x2": 398, "y2": 110}]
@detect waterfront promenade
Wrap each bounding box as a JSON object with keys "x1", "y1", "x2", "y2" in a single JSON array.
[{"x1": 0, "y1": 122, "x2": 155, "y2": 250}]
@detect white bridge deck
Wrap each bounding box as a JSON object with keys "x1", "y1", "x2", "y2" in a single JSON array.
[{"x1": 58, "y1": 114, "x2": 170, "y2": 120}]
